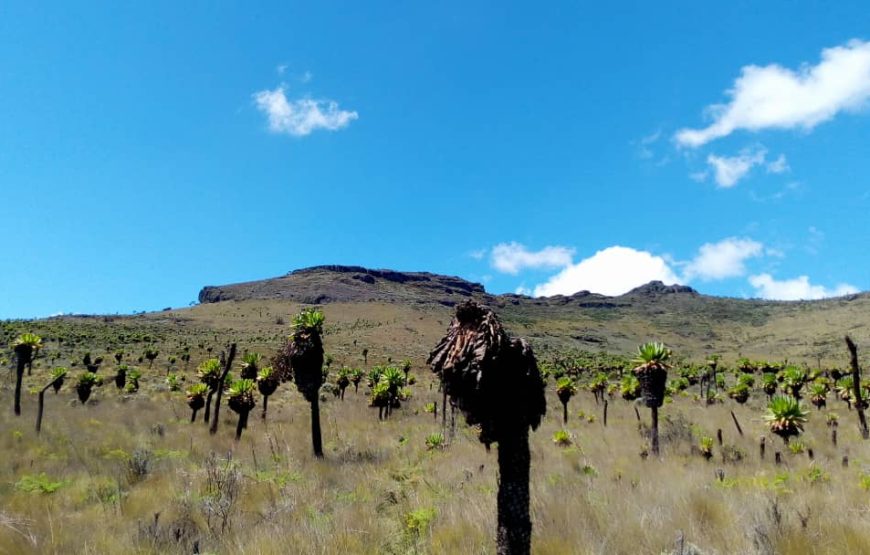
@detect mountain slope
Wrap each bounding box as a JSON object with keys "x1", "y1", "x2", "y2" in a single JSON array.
[{"x1": 191, "y1": 265, "x2": 870, "y2": 364}]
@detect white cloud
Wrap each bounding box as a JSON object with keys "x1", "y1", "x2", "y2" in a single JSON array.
[
  {"x1": 689, "y1": 170, "x2": 709, "y2": 183},
  {"x1": 706, "y1": 147, "x2": 766, "y2": 187},
  {"x1": 490, "y1": 242, "x2": 574, "y2": 275},
  {"x1": 748, "y1": 273, "x2": 858, "y2": 300},
  {"x1": 276, "y1": 64, "x2": 288, "y2": 75},
  {"x1": 766, "y1": 154, "x2": 790, "y2": 174},
  {"x1": 532, "y1": 246, "x2": 681, "y2": 297},
  {"x1": 253, "y1": 86, "x2": 358, "y2": 136},
  {"x1": 514, "y1": 285, "x2": 532, "y2": 296},
  {"x1": 683, "y1": 237, "x2": 763, "y2": 281},
  {"x1": 676, "y1": 40, "x2": 870, "y2": 147},
  {"x1": 806, "y1": 226, "x2": 825, "y2": 255},
  {"x1": 468, "y1": 249, "x2": 487, "y2": 261}
]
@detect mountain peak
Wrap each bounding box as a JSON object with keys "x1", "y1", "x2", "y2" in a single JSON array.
[{"x1": 624, "y1": 281, "x2": 698, "y2": 296}]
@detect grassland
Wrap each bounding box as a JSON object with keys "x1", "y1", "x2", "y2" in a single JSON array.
[{"x1": 3, "y1": 277, "x2": 870, "y2": 554}]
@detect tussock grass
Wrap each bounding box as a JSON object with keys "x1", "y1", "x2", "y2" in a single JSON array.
[
  {"x1": 4, "y1": 299, "x2": 870, "y2": 553},
  {"x1": 2, "y1": 367, "x2": 870, "y2": 554}
]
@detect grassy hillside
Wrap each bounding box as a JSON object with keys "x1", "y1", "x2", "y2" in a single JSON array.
[
  {"x1": 9, "y1": 264, "x2": 867, "y2": 369},
  {"x1": 3, "y1": 266, "x2": 870, "y2": 553}
]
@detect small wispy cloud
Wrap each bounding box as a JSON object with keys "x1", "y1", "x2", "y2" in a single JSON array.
[
  {"x1": 706, "y1": 147, "x2": 767, "y2": 187},
  {"x1": 766, "y1": 154, "x2": 790, "y2": 174},
  {"x1": 490, "y1": 242, "x2": 574, "y2": 275},
  {"x1": 806, "y1": 226, "x2": 825, "y2": 255},
  {"x1": 253, "y1": 86, "x2": 358, "y2": 137},
  {"x1": 636, "y1": 130, "x2": 662, "y2": 159},
  {"x1": 676, "y1": 39, "x2": 870, "y2": 147},
  {"x1": 689, "y1": 170, "x2": 709, "y2": 183}
]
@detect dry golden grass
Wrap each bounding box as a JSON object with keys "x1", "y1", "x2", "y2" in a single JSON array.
[
  {"x1": 2, "y1": 365, "x2": 870, "y2": 554},
  {"x1": 4, "y1": 296, "x2": 870, "y2": 554}
]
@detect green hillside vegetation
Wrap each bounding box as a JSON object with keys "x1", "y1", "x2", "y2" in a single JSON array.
[{"x1": 2, "y1": 266, "x2": 870, "y2": 553}]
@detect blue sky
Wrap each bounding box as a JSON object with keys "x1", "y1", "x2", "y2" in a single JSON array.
[{"x1": 3, "y1": 2, "x2": 870, "y2": 318}]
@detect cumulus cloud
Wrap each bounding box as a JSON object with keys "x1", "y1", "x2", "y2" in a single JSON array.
[
  {"x1": 706, "y1": 147, "x2": 767, "y2": 187},
  {"x1": 532, "y1": 246, "x2": 681, "y2": 297},
  {"x1": 490, "y1": 242, "x2": 574, "y2": 275},
  {"x1": 683, "y1": 237, "x2": 763, "y2": 281},
  {"x1": 748, "y1": 273, "x2": 858, "y2": 300},
  {"x1": 253, "y1": 86, "x2": 358, "y2": 136},
  {"x1": 675, "y1": 40, "x2": 870, "y2": 147}
]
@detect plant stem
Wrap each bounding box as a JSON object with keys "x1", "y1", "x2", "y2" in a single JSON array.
[
  {"x1": 210, "y1": 344, "x2": 237, "y2": 436},
  {"x1": 310, "y1": 397, "x2": 323, "y2": 458},
  {"x1": 651, "y1": 406, "x2": 660, "y2": 456},
  {"x1": 496, "y1": 429, "x2": 532, "y2": 555}
]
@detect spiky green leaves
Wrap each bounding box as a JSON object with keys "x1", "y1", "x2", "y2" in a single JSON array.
[
  {"x1": 257, "y1": 366, "x2": 279, "y2": 396},
  {"x1": 186, "y1": 383, "x2": 208, "y2": 411},
  {"x1": 336, "y1": 367, "x2": 351, "y2": 389},
  {"x1": 273, "y1": 309, "x2": 325, "y2": 402},
  {"x1": 632, "y1": 342, "x2": 670, "y2": 408},
  {"x1": 632, "y1": 342, "x2": 671, "y2": 371},
  {"x1": 556, "y1": 376, "x2": 576, "y2": 405},
  {"x1": 370, "y1": 379, "x2": 390, "y2": 407},
  {"x1": 198, "y1": 358, "x2": 223, "y2": 390},
  {"x1": 781, "y1": 366, "x2": 807, "y2": 397},
  {"x1": 13, "y1": 333, "x2": 42, "y2": 364},
  {"x1": 77, "y1": 372, "x2": 100, "y2": 387},
  {"x1": 50, "y1": 367, "x2": 67, "y2": 393},
  {"x1": 761, "y1": 372, "x2": 778, "y2": 396},
  {"x1": 620, "y1": 375, "x2": 640, "y2": 401},
  {"x1": 293, "y1": 308, "x2": 325, "y2": 334},
  {"x1": 381, "y1": 367, "x2": 405, "y2": 393},
  {"x1": 764, "y1": 395, "x2": 808, "y2": 443},
  {"x1": 728, "y1": 383, "x2": 750, "y2": 404},
  {"x1": 810, "y1": 382, "x2": 828, "y2": 409},
  {"x1": 76, "y1": 372, "x2": 101, "y2": 404},
  {"x1": 241, "y1": 352, "x2": 262, "y2": 379},
  {"x1": 228, "y1": 379, "x2": 256, "y2": 414}
]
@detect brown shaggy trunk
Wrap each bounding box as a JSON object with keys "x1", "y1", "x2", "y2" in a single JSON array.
[
  {"x1": 561, "y1": 401, "x2": 568, "y2": 424},
  {"x1": 191, "y1": 408, "x2": 199, "y2": 422},
  {"x1": 845, "y1": 336, "x2": 869, "y2": 439},
  {"x1": 496, "y1": 429, "x2": 532, "y2": 555},
  {"x1": 35, "y1": 375, "x2": 65, "y2": 434},
  {"x1": 310, "y1": 397, "x2": 323, "y2": 458},
  {"x1": 209, "y1": 344, "x2": 237, "y2": 436}
]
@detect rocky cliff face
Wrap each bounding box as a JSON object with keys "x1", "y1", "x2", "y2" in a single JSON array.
[
  {"x1": 198, "y1": 265, "x2": 488, "y2": 306},
  {"x1": 198, "y1": 266, "x2": 705, "y2": 308}
]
